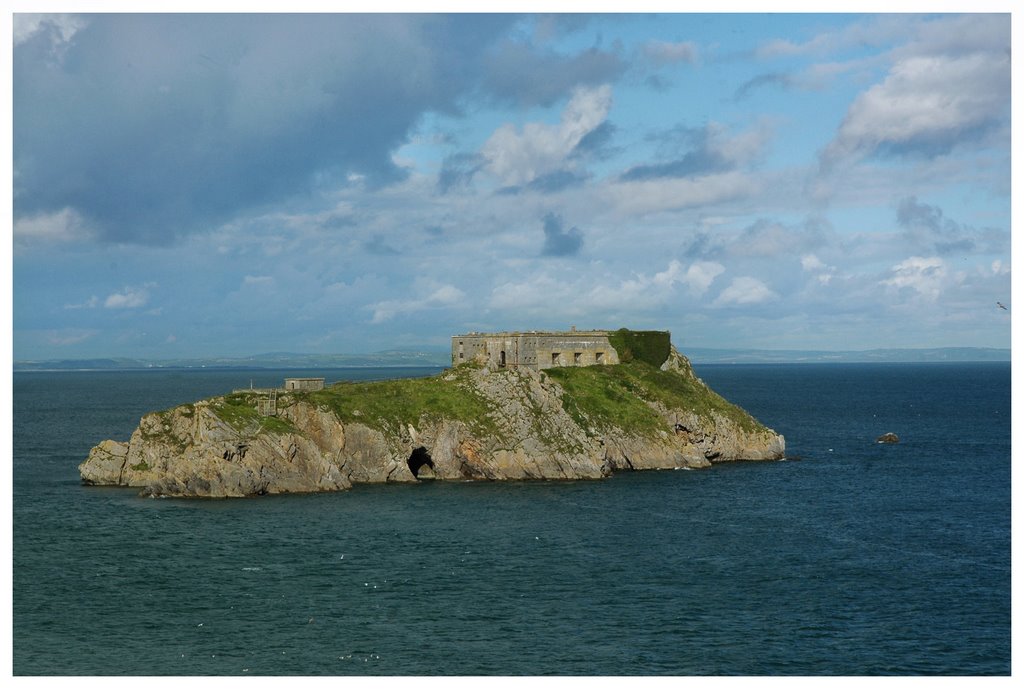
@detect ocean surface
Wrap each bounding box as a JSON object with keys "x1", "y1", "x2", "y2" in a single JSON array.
[{"x1": 12, "y1": 363, "x2": 1010, "y2": 675}]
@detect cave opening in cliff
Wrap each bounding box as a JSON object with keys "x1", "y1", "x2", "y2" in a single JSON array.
[{"x1": 408, "y1": 447, "x2": 435, "y2": 479}]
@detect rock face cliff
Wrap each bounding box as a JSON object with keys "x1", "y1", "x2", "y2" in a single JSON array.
[{"x1": 80, "y1": 347, "x2": 785, "y2": 498}]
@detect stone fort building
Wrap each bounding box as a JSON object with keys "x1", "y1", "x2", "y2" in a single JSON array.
[{"x1": 451, "y1": 328, "x2": 670, "y2": 370}]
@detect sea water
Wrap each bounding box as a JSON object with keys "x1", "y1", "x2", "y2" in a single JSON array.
[{"x1": 12, "y1": 363, "x2": 1010, "y2": 675}]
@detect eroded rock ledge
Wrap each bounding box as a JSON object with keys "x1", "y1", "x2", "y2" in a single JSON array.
[{"x1": 80, "y1": 347, "x2": 785, "y2": 498}]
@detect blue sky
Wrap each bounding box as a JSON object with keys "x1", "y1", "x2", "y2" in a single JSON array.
[{"x1": 10, "y1": 11, "x2": 1013, "y2": 359}]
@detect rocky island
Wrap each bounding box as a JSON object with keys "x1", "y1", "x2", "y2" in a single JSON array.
[{"x1": 80, "y1": 330, "x2": 785, "y2": 498}]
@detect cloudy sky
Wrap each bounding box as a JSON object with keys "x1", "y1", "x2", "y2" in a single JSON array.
[{"x1": 11, "y1": 11, "x2": 1012, "y2": 360}]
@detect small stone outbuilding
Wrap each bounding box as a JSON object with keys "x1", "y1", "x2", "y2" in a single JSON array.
[{"x1": 283, "y1": 378, "x2": 325, "y2": 392}]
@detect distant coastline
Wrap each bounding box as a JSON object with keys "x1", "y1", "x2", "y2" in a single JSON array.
[
  {"x1": 13, "y1": 346, "x2": 1010, "y2": 371},
  {"x1": 12, "y1": 352, "x2": 449, "y2": 372},
  {"x1": 681, "y1": 347, "x2": 1011, "y2": 365}
]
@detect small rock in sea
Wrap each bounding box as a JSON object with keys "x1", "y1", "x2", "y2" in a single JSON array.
[{"x1": 876, "y1": 432, "x2": 899, "y2": 444}]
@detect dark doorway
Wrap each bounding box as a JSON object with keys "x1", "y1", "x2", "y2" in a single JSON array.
[
  {"x1": 500, "y1": 350, "x2": 506, "y2": 367},
  {"x1": 407, "y1": 447, "x2": 435, "y2": 479}
]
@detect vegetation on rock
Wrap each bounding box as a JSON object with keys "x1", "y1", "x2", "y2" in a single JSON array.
[
  {"x1": 209, "y1": 393, "x2": 297, "y2": 435},
  {"x1": 546, "y1": 358, "x2": 763, "y2": 435},
  {"x1": 298, "y1": 365, "x2": 502, "y2": 437},
  {"x1": 606, "y1": 328, "x2": 671, "y2": 367}
]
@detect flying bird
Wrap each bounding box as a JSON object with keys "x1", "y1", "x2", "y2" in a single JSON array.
[{"x1": 997, "y1": 302, "x2": 1008, "y2": 311}]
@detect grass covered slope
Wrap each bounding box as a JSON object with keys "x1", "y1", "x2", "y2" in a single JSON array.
[
  {"x1": 211, "y1": 394, "x2": 297, "y2": 434},
  {"x1": 300, "y1": 364, "x2": 502, "y2": 437},
  {"x1": 544, "y1": 352, "x2": 764, "y2": 436}
]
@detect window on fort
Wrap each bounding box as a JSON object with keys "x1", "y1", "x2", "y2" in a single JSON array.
[
  {"x1": 574, "y1": 352, "x2": 581, "y2": 365},
  {"x1": 596, "y1": 352, "x2": 604, "y2": 363},
  {"x1": 552, "y1": 352, "x2": 560, "y2": 365}
]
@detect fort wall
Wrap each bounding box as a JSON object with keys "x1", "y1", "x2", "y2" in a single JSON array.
[{"x1": 451, "y1": 330, "x2": 622, "y2": 370}]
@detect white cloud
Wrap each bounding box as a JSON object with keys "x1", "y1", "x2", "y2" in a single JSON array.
[
  {"x1": 894, "y1": 14, "x2": 1010, "y2": 62},
  {"x1": 243, "y1": 275, "x2": 275, "y2": 287},
  {"x1": 64, "y1": 296, "x2": 99, "y2": 310},
  {"x1": 823, "y1": 51, "x2": 1008, "y2": 165},
  {"x1": 607, "y1": 171, "x2": 757, "y2": 217},
  {"x1": 655, "y1": 260, "x2": 726, "y2": 295},
  {"x1": 428, "y1": 285, "x2": 464, "y2": 304},
  {"x1": 489, "y1": 259, "x2": 725, "y2": 320},
  {"x1": 756, "y1": 15, "x2": 913, "y2": 59},
  {"x1": 713, "y1": 277, "x2": 778, "y2": 306},
  {"x1": 13, "y1": 15, "x2": 47, "y2": 44},
  {"x1": 621, "y1": 120, "x2": 773, "y2": 182},
  {"x1": 800, "y1": 254, "x2": 826, "y2": 272},
  {"x1": 642, "y1": 39, "x2": 698, "y2": 65},
  {"x1": 370, "y1": 283, "x2": 466, "y2": 324},
  {"x1": 882, "y1": 256, "x2": 948, "y2": 300},
  {"x1": 729, "y1": 218, "x2": 826, "y2": 259},
  {"x1": 801, "y1": 253, "x2": 836, "y2": 285},
  {"x1": 481, "y1": 84, "x2": 612, "y2": 186},
  {"x1": 756, "y1": 13, "x2": 1003, "y2": 63},
  {"x1": 14, "y1": 13, "x2": 87, "y2": 47},
  {"x1": 796, "y1": 59, "x2": 877, "y2": 90},
  {"x1": 684, "y1": 261, "x2": 726, "y2": 294},
  {"x1": 104, "y1": 285, "x2": 152, "y2": 309},
  {"x1": 710, "y1": 120, "x2": 775, "y2": 166},
  {"x1": 45, "y1": 329, "x2": 97, "y2": 346},
  {"x1": 14, "y1": 208, "x2": 91, "y2": 247}
]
